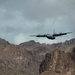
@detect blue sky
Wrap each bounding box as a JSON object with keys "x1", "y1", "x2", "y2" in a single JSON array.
[{"x1": 0, "y1": 0, "x2": 75, "y2": 44}]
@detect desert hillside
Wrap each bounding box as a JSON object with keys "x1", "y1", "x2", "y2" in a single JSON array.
[
  {"x1": 0, "y1": 38, "x2": 75, "y2": 75},
  {"x1": 39, "y1": 49, "x2": 75, "y2": 75}
]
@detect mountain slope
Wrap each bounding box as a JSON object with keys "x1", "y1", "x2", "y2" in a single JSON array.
[
  {"x1": 39, "y1": 49, "x2": 75, "y2": 75},
  {"x1": 0, "y1": 38, "x2": 75, "y2": 75}
]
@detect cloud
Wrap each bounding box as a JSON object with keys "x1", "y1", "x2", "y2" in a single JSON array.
[
  {"x1": 0, "y1": 8, "x2": 39, "y2": 33},
  {"x1": 0, "y1": 0, "x2": 75, "y2": 44},
  {"x1": 14, "y1": 33, "x2": 27, "y2": 44},
  {"x1": 0, "y1": 0, "x2": 75, "y2": 20}
]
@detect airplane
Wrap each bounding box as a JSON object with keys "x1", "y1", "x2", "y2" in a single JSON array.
[{"x1": 30, "y1": 32, "x2": 72, "y2": 40}]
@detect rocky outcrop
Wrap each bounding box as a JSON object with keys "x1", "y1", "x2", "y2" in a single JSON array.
[
  {"x1": 39, "y1": 49, "x2": 75, "y2": 75},
  {"x1": 0, "y1": 38, "x2": 75, "y2": 75}
]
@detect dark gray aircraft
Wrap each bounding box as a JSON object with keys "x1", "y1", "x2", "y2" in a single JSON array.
[{"x1": 30, "y1": 32, "x2": 72, "y2": 40}]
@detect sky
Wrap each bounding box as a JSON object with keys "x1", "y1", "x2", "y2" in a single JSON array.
[{"x1": 0, "y1": 0, "x2": 75, "y2": 44}]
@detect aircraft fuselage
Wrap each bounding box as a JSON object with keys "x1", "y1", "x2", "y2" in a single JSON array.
[{"x1": 47, "y1": 36, "x2": 55, "y2": 40}]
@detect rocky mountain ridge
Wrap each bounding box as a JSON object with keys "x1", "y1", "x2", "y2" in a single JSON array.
[
  {"x1": 0, "y1": 38, "x2": 75, "y2": 75},
  {"x1": 39, "y1": 49, "x2": 75, "y2": 75}
]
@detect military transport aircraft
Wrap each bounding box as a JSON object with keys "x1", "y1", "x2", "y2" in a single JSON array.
[{"x1": 30, "y1": 32, "x2": 72, "y2": 40}]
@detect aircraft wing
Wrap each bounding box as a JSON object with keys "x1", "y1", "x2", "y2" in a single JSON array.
[
  {"x1": 53, "y1": 32, "x2": 72, "y2": 37},
  {"x1": 30, "y1": 34, "x2": 47, "y2": 37}
]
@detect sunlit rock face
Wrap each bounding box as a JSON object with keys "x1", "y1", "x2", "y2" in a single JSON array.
[{"x1": 39, "y1": 49, "x2": 75, "y2": 75}]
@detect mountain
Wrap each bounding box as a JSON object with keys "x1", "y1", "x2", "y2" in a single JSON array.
[
  {"x1": 0, "y1": 38, "x2": 75, "y2": 75},
  {"x1": 39, "y1": 49, "x2": 75, "y2": 75}
]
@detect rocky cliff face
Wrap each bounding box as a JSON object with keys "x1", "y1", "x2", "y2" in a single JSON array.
[
  {"x1": 0, "y1": 38, "x2": 75, "y2": 75},
  {"x1": 39, "y1": 49, "x2": 75, "y2": 75}
]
